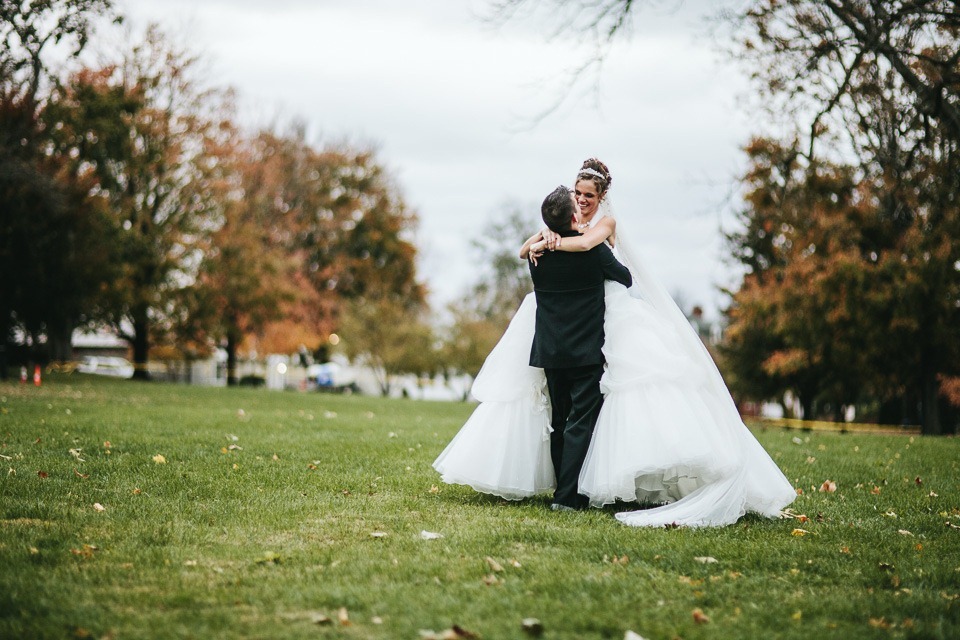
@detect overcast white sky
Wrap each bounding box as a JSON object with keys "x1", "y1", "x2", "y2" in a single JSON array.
[{"x1": 110, "y1": 0, "x2": 754, "y2": 319}]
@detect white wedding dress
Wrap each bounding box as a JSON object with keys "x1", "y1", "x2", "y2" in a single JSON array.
[{"x1": 432, "y1": 213, "x2": 796, "y2": 527}]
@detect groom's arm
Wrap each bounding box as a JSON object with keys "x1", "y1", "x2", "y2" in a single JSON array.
[{"x1": 595, "y1": 244, "x2": 633, "y2": 288}]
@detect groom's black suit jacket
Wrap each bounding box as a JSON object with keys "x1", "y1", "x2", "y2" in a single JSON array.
[{"x1": 528, "y1": 230, "x2": 633, "y2": 369}]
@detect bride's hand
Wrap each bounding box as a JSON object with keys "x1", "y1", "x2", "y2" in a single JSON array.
[
  {"x1": 542, "y1": 227, "x2": 560, "y2": 250},
  {"x1": 528, "y1": 240, "x2": 547, "y2": 265}
]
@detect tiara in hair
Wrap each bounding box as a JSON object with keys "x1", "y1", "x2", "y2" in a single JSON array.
[{"x1": 578, "y1": 167, "x2": 607, "y2": 182}]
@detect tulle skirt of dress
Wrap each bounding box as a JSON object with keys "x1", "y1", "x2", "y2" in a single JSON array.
[
  {"x1": 580, "y1": 283, "x2": 796, "y2": 527},
  {"x1": 432, "y1": 294, "x2": 555, "y2": 500},
  {"x1": 432, "y1": 284, "x2": 796, "y2": 526}
]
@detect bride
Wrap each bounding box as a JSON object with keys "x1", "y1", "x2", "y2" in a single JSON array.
[{"x1": 432, "y1": 158, "x2": 796, "y2": 527}]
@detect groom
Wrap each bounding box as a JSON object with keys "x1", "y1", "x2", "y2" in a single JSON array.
[{"x1": 529, "y1": 186, "x2": 632, "y2": 511}]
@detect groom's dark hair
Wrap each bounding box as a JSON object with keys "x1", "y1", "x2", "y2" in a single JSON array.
[{"x1": 541, "y1": 185, "x2": 574, "y2": 234}]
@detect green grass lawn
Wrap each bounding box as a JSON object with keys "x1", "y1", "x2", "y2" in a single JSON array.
[{"x1": 1, "y1": 375, "x2": 958, "y2": 639}]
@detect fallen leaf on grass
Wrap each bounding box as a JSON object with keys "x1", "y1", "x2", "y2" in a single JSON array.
[
  {"x1": 152, "y1": 454, "x2": 166, "y2": 464},
  {"x1": 419, "y1": 625, "x2": 481, "y2": 639},
  {"x1": 485, "y1": 557, "x2": 504, "y2": 572},
  {"x1": 70, "y1": 544, "x2": 98, "y2": 558},
  {"x1": 869, "y1": 617, "x2": 890, "y2": 629},
  {"x1": 623, "y1": 632, "x2": 648, "y2": 640},
  {"x1": 254, "y1": 552, "x2": 282, "y2": 565},
  {"x1": 915, "y1": 476, "x2": 922, "y2": 486},
  {"x1": 69, "y1": 448, "x2": 85, "y2": 462},
  {"x1": 791, "y1": 528, "x2": 811, "y2": 536},
  {"x1": 429, "y1": 485, "x2": 440, "y2": 494},
  {"x1": 482, "y1": 573, "x2": 502, "y2": 586},
  {"x1": 898, "y1": 529, "x2": 914, "y2": 537},
  {"x1": 791, "y1": 611, "x2": 802, "y2": 621},
  {"x1": 521, "y1": 618, "x2": 544, "y2": 636},
  {"x1": 871, "y1": 486, "x2": 881, "y2": 495},
  {"x1": 694, "y1": 556, "x2": 718, "y2": 564},
  {"x1": 420, "y1": 530, "x2": 443, "y2": 540},
  {"x1": 692, "y1": 608, "x2": 710, "y2": 624},
  {"x1": 883, "y1": 511, "x2": 898, "y2": 518},
  {"x1": 93, "y1": 503, "x2": 105, "y2": 512},
  {"x1": 819, "y1": 480, "x2": 837, "y2": 493},
  {"x1": 37, "y1": 470, "x2": 48, "y2": 478},
  {"x1": 370, "y1": 531, "x2": 388, "y2": 538},
  {"x1": 928, "y1": 491, "x2": 938, "y2": 497},
  {"x1": 337, "y1": 607, "x2": 350, "y2": 626},
  {"x1": 132, "y1": 488, "x2": 141, "y2": 495},
  {"x1": 73, "y1": 468, "x2": 89, "y2": 479}
]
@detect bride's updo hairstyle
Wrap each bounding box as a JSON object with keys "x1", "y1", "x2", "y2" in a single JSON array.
[{"x1": 576, "y1": 157, "x2": 612, "y2": 200}]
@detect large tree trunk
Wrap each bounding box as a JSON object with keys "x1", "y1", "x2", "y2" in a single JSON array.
[
  {"x1": 226, "y1": 331, "x2": 238, "y2": 387},
  {"x1": 920, "y1": 367, "x2": 943, "y2": 435},
  {"x1": 131, "y1": 307, "x2": 150, "y2": 381},
  {"x1": 47, "y1": 317, "x2": 74, "y2": 362},
  {"x1": 0, "y1": 312, "x2": 8, "y2": 380}
]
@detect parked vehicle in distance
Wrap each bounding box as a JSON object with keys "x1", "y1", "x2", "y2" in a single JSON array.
[
  {"x1": 77, "y1": 356, "x2": 135, "y2": 379},
  {"x1": 307, "y1": 362, "x2": 359, "y2": 394}
]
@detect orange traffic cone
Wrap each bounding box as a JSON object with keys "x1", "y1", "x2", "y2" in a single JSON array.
[{"x1": 33, "y1": 365, "x2": 41, "y2": 386}]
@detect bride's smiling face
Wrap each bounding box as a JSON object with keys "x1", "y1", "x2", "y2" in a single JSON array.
[
  {"x1": 571, "y1": 192, "x2": 582, "y2": 223},
  {"x1": 574, "y1": 179, "x2": 601, "y2": 220}
]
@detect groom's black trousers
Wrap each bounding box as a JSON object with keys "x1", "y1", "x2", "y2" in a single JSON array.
[{"x1": 545, "y1": 364, "x2": 604, "y2": 509}]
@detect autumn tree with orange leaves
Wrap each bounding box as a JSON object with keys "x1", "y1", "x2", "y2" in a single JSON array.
[
  {"x1": 180, "y1": 125, "x2": 428, "y2": 386},
  {"x1": 721, "y1": 2, "x2": 960, "y2": 434}
]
